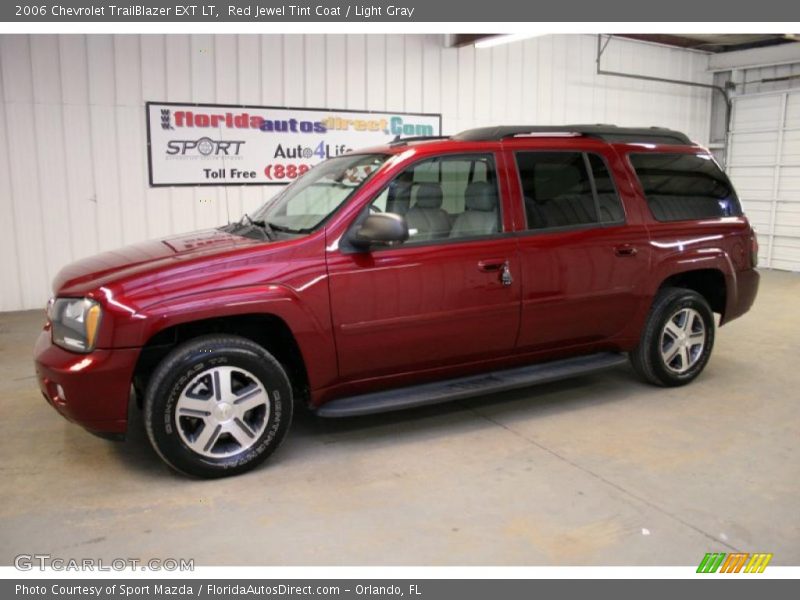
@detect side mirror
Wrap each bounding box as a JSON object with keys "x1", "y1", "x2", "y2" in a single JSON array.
[{"x1": 350, "y1": 213, "x2": 409, "y2": 249}]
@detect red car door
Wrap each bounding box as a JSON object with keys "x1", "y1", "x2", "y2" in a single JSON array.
[
  {"x1": 505, "y1": 143, "x2": 652, "y2": 351},
  {"x1": 326, "y1": 151, "x2": 522, "y2": 381}
]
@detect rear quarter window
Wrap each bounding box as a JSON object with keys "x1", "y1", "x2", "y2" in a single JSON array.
[{"x1": 629, "y1": 153, "x2": 742, "y2": 222}]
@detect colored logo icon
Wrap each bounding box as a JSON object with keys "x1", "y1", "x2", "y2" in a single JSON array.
[{"x1": 697, "y1": 552, "x2": 773, "y2": 573}]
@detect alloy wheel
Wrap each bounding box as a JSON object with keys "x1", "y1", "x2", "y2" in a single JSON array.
[
  {"x1": 660, "y1": 307, "x2": 706, "y2": 374},
  {"x1": 175, "y1": 366, "x2": 270, "y2": 458}
]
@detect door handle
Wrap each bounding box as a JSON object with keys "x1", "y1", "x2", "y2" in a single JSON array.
[
  {"x1": 477, "y1": 259, "x2": 506, "y2": 272},
  {"x1": 614, "y1": 244, "x2": 638, "y2": 257},
  {"x1": 478, "y1": 260, "x2": 513, "y2": 286}
]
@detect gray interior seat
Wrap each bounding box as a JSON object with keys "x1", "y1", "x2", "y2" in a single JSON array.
[
  {"x1": 537, "y1": 193, "x2": 596, "y2": 227},
  {"x1": 524, "y1": 196, "x2": 547, "y2": 228},
  {"x1": 405, "y1": 183, "x2": 451, "y2": 240},
  {"x1": 450, "y1": 181, "x2": 499, "y2": 238},
  {"x1": 597, "y1": 192, "x2": 624, "y2": 222},
  {"x1": 526, "y1": 192, "x2": 624, "y2": 228},
  {"x1": 386, "y1": 180, "x2": 413, "y2": 215}
]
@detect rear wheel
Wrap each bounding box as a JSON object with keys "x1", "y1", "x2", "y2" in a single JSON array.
[
  {"x1": 630, "y1": 287, "x2": 715, "y2": 387},
  {"x1": 144, "y1": 335, "x2": 293, "y2": 478}
]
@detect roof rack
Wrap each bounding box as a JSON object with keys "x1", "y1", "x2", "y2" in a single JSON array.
[
  {"x1": 388, "y1": 135, "x2": 451, "y2": 146},
  {"x1": 452, "y1": 125, "x2": 694, "y2": 146}
]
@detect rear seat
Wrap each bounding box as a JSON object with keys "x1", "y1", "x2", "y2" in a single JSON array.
[
  {"x1": 536, "y1": 194, "x2": 595, "y2": 228},
  {"x1": 646, "y1": 195, "x2": 726, "y2": 221},
  {"x1": 597, "y1": 193, "x2": 624, "y2": 222},
  {"x1": 526, "y1": 192, "x2": 624, "y2": 228}
]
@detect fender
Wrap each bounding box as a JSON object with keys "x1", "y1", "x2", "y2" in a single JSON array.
[
  {"x1": 622, "y1": 245, "x2": 737, "y2": 340},
  {"x1": 110, "y1": 283, "x2": 338, "y2": 392},
  {"x1": 647, "y1": 247, "x2": 736, "y2": 299}
]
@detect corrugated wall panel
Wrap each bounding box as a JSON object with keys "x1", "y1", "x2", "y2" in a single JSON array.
[
  {"x1": 740, "y1": 63, "x2": 800, "y2": 95},
  {"x1": 727, "y1": 86, "x2": 800, "y2": 270},
  {"x1": 439, "y1": 42, "x2": 458, "y2": 131},
  {"x1": 1, "y1": 35, "x2": 50, "y2": 309},
  {"x1": 0, "y1": 39, "x2": 23, "y2": 311},
  {"x1": 0, "y1": 33, "x2": 713, "y2": 311},
  {"x1": 139, "y1": 36, "x2": 171, "y2": 240}
]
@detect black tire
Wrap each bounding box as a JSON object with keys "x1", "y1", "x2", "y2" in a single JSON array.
[
  {"x1": 630, "y1": 287, "x2": 715, "y2": 387},
  {"x1": 144, "y1": 334, "x2": 293, "y2": 478}
]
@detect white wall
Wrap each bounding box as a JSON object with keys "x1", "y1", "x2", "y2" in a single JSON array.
[
  {"x1": 723, "y1": 59, "x2": 800, "y2": 271},
  {"x1": 0, "y1": 34, "x2": 712, "y2": 311},
  {"x1": 737, "y1": 62, "x2": 800, "y2": 95}
]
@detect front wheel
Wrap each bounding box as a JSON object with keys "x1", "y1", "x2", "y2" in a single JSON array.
[
  {"x1": 144, "y1": 335, "x2": 293, "y2": 478},
  {"x1": 630, "y1": 287, "x2": 715, "y2": 387}
]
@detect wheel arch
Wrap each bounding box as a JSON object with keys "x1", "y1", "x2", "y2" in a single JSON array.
[
  {"x1": 657, "y1": 268, "x2": 727, "y2": 316},
  {"x1": 133, "y1": 312, "x2": 311, "y2": 407},
  {"x1": 648, "y1": 250, "x2": 737, "y2": 323}
]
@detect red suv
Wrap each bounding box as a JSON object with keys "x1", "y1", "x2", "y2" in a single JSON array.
[{"x1": 34, "y1": 125, "x2": 759, "y2": 478}]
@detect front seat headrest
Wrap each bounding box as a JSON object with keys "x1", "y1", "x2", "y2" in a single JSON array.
[
  {"x1": 465, "y1": 181, "x2": 497, "y2": 212},
  {"x1": 413, "y1": 183, "x2": 444, "y2": 209}
]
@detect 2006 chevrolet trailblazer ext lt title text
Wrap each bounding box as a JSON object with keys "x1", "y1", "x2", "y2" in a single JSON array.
[{"x1": 34, "y1": 125, "x2": 759, "y2": 478}]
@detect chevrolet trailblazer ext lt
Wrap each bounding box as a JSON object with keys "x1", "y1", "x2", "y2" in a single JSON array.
[{"x1": 34, "y1": 125, "x2": 759, "y2": 478}]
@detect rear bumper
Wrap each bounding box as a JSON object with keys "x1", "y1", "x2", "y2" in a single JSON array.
[
  {"x1": 722, "y1": 268, "x2": 760, "y2": 325},
  {"x1": 33, "y1": 329, "x2": 139, "y2": 435}
]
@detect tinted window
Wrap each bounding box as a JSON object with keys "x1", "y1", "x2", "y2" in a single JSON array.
[
  {"x1": 368, "y1": 154, "x2": 501, "y2": 243},
  {"x1": 253, "y1": 153, "x2": 388, "y2": 232},
  {"x1": 630, "y1": 153, "x2": 742, "y2": 222},
  {"x1": 588, "y1": 154, "x2": 625, "y2": 223},
  {"x1": 516, "y1": 152, "x2": 624, "y2": 230}
]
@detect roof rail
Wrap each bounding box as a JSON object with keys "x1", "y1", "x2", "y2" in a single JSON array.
[
  {"x1": 452, "y1": 125, "x2": 694, "y2": 146},
  {"x1": 388, "y1": 135, "x2": 451, "y2": 146}
]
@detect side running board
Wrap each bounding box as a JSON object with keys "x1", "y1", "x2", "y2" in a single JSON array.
[{"x1": 315, "y1": 352, "x2": 627, "y2": 418}]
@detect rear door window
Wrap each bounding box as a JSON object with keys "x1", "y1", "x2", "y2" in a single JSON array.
[
  {"x1": 515, "y1": 152, "x2": 624, "y2": 230},
  {"x1": 629, "y1": 153, "x2": 742, "y2": 222}
]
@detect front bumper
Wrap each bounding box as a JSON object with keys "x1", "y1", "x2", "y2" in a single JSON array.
[{"x1": 33, "y1": 329, "x2": 140, "y2": 436}]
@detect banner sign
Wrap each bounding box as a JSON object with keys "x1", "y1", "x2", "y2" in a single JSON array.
[{"x1": 145, "y1": 102, "x2": 441, "y2": 186}]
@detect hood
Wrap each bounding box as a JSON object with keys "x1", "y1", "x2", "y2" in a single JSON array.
[{"x1": 53, "y1": 228, "x2": 265, "y2": 296}]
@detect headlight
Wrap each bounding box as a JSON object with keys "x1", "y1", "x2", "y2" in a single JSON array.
[{"x1": 49, "y1": 298, "x2": 103, "y2": 353}]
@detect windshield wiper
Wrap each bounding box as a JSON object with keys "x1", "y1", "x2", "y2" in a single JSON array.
[
  {"x1": 239, "y1": 213, "x2": 276, "y2": 240},
  {"x1": 264, "y1": 222, "x2": 313, "y2": 235}
]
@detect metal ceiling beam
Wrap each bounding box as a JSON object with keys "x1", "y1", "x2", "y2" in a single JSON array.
[{"x1": 708, "y1": 42, "x2": 800, "y2": 72}]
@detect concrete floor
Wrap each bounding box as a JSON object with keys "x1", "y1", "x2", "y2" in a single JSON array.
[{"x1": 0, "y1": 270, "x2": 798, "y2": 566}]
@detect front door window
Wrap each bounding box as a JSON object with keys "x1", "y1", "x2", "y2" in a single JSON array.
[{"x1": 368, "y1": 154, "x2": 502, "y2": 243}]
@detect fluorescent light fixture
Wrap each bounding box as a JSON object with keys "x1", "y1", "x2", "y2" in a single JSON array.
[{"x1": 474, "y1": 34, "x2": 545, "y2": 49}]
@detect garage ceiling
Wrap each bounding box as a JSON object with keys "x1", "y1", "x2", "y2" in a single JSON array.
[
  {"x1": 616, "y1": 34, "x2": 799, "y2": 53},
  {"x1": 458, "y1": 34, "x2": 798, "y2": 54}
]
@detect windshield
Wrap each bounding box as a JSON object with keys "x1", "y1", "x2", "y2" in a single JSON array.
[{"x1": 250, "y1": 153, "x2": 389, "y2": 232}]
